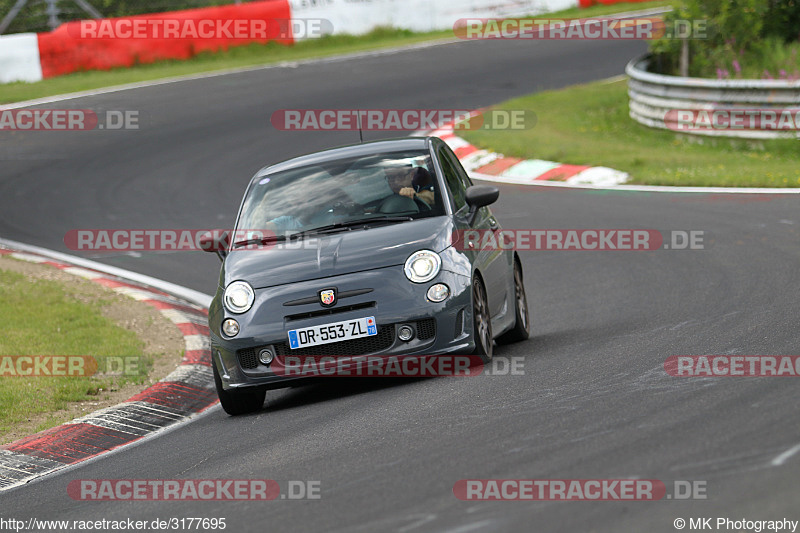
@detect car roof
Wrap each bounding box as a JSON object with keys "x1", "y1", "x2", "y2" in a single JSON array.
[{"x1": 254, "y1": 137, "x2": 434, "y2": 179}]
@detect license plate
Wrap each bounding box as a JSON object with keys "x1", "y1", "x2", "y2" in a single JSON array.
[{"x1": 288, "y1": 316, "x2": 377, "y2": 349}]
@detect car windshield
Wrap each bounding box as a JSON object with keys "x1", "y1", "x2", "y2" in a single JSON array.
[{"x1": 236, "y1": 150, "x2": 444, "y2": 241}]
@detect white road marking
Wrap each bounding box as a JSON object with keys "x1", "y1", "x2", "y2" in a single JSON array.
[
  {"x1": 0, "y1": 38, "x2": 461, "y2": 111},
  {"x1": 0, "y1": 237, "x2": 212, "y2": 308},
  {"x1": 62, "y1": 266, "x2": 104, "y2": 279},
  {"x1": 771, "y1": 443, "x2": 800, "y2": 467}
]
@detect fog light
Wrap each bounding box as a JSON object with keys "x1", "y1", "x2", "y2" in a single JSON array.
[
  {"x1": 258, "y1": 347, "x2": 275, "y2": 366},
  {"x1": 426, "y1": 283, "x2": 450, "y2": 303},
  {"x1": 222, "y1": 318, "x2": 240, "y2": 337},
  {"x1": 398, "y1": 325, "x2": 414, "y2": 342}
]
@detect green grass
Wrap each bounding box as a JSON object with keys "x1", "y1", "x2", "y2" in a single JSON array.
[
  {"x1": 0, "y1": 269, "x2": 150, "y2": 440},
  {"x1": 460, "y1": 78, "x2": 800, "y2": 187},
  {"x1": 0, "y1": 0, "x2": 675, "y2": 104}
]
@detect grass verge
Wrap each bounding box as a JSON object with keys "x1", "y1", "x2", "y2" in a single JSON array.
[
  {"x1": 459, "y1": 78, "x2": 800, "y2": 188},
  {"x1": 0, "y1": 256, "x2": 184, "y2": 444},
  {"x1": 0, "y1": 0, "x2": 675, "y2": 105}
]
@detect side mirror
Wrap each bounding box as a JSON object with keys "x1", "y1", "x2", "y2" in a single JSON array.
[
  {"x1": 465, "y1": 185, "x2": 499, "y2": 225},
  {"x1": 199, "y1": 230, "x2": 229, "y2": 262}
]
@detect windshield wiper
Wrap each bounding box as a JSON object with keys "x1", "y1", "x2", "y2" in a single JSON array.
[
  {"x1": 232, "y1": 233, "x2": 288, "y2": 249},
  {"x1": 232, "y1": 217, "x2": 413, "y2": 248},
  {"x1": 293, "y1": 216, "x2": 414, "y2": 238}
]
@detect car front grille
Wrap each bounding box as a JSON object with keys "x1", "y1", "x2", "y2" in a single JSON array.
[
  {"x1": 275, "y1": 325, "x2": 395, "y2": 358},
  {"x1": 237, "y1": 347, "x2": 260, "y2": 369},
  {"x1": 284, "y1": 301, "x2": 376, "y2": 322},
  {"x1": 416, "y1": 318, "x2": 436, "y2": 340},
  {"x1": 455, "y1": 309, "x2": 465, "y2": 337},
  {"x1": 237, "y1": 325, "x2": 397, "y2": 369},
  {"x1": 237, "y1": 319, "x2": 437, "y2": 370}
]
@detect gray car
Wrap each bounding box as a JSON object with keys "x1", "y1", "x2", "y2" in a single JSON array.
[{"x1": 204, "y1": 137, "x2": 530, "y2": 415}]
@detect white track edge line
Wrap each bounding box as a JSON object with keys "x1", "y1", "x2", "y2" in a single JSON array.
[
  {"x1": 0, "y1": 7, "x2": 674, "y2": 110},
  {"x1": 0, "y1": 237, "x2": 212, "y2": 308},
  {"x1": 0, "y1": 237, "x2": 218, "y2": 492},
  {"x1": 771, "y1": 443, "x2": 800, "y2": 467},
  {"x1": 0, "y1": 38, "x2": 460, "y2": 110},
  {"x1": 0, "y1": 404, "x2": 221, "y2": 493},
  {"x1": 469, "y1": 172, "x2": 800, "y2": 194}
]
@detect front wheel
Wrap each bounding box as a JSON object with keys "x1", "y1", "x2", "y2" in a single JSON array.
[
  {"x1": 213, "y1": 359, "x2": 266, "y2": 416},
  {"x1": 497, "y1": 259, "x2": 530, "y2": 345},
  {"x1": 471, "y1": 276, "x2": 493, "y2": 363}
]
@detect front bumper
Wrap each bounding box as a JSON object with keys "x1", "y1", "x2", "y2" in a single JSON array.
[{"x1": 209, "y1": 266, "x2": 473, "y2": 391}]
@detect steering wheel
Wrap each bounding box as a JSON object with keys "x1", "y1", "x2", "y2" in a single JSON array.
[
  {"x1": 413, "y1": 196, "x2": 431, "y2": 212},
  {"x1": 379, "y1": 194, "x2": 419, "y2": 214}
]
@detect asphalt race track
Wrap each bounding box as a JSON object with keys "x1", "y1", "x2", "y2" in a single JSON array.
[{"x1": 1, "y1": 36, "x2": 799, "y2": 532}]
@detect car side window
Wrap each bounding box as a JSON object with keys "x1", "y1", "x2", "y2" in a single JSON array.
[
  {"x1": 437, "y1": 147, "x2": 467, "y2": 212},
  {"x1": 442, "y1": 145, "x2": 474, "y2": 192}
]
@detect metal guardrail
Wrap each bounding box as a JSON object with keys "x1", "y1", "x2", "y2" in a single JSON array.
[
  {"x1": 0, "y1": 0, "x2": 101, "y2": 35},
  {"x1": 626, "y1": 54, "x2": 800, "y2": 139}
]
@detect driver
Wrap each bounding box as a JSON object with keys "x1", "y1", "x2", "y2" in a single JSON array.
[
  {"x1": 385, "y1": 165, "x2": 434, "y2": 205},
  {"x1": 410, "y1": 167, "x2": 435, "y2": 205}
]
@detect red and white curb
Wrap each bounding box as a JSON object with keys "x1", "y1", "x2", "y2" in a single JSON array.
[
  {"x1": 419, "y1": 114, "x2": 630, "y2": 187},
  {"x1": 419, "y1": 112, "x2": 800, "y2": 194},
  {"x1": 0, "y1": 245, "x2": 216, "y2": 491}
]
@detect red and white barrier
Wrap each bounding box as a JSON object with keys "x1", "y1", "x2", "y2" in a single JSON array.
[
  {"x1": 0, "y1": 0, "x2": 606, "y2": 83},
  {"x1": 2, "y1": 0, "x2": 292, "y2": 83},
  {"x1": 287, "y1": 0, "x2": 576, "y2": 35},
  {"x1": 0, "y1": 33, "x2": 42, "y2": 83},
  {"x1": 39, "y1": 0, "x2": 292, "y2": 79}
]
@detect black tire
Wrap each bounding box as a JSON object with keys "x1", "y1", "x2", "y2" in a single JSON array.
[
  {"x1": 497, "y1": 259, "x2": 531, "y2": 345},
  {"x1": 212, "y1": 359, "x2": 266, "y2": 416},
  {"x1": 471, "y1": 275, "x2": 493, "y2": 364}
]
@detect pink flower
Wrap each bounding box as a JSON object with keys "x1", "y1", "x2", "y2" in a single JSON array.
[
  {"x1": 762, "y1": 70, "x2": 774, "y2": 80},
  {"x1": 732, "y1": 60, "x2": 741, "y2": 74},
  {"x1": 779, "y1": 69, "x2": 788, "y2": 79}
]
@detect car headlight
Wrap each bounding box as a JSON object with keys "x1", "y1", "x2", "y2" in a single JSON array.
[
  {"x1": 404, "y1": 250, "x2": 441, "y2": 283},
  {"x1": 426, "y1": 283, "x2": 450, "y2": 302},
  {"x1": 222, "y1": 318, "x2": 240, "y2": 337},
  {"x1": 224, "y1": 281, "x2": 255, "y2": 314}
]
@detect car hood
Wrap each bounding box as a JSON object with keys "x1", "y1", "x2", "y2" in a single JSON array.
[{"x1": 222, "y1": 216, "x2": 455, "y2": 289}]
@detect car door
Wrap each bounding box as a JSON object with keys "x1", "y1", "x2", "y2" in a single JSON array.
[{"x1": 436, "y1": 142, "x2": 509, "y2": 320}]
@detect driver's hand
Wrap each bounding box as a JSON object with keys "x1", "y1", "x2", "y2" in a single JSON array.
[{"x1": 399, "y1": 187, "x2": 415, "y2": 198}]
